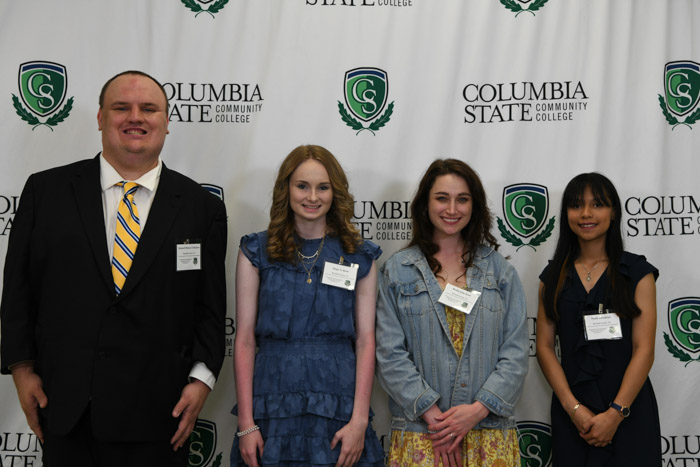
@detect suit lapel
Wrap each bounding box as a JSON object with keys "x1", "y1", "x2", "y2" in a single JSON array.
[
  {"x1": 72, "y1": 155, "x2": 114, "y2": 294},
  {"x1": 119, "y1": 164, "x2": 182, "y2": 297}
]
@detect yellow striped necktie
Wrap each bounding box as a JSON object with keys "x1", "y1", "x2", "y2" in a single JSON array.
[{"x1": 112, "y1": 181, "x2": 141, "y2": 295}]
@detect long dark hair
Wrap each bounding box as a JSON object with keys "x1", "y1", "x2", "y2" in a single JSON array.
[
  {"x1": 541, "y1": 172, "x2": 640, "y2": 321},
  {"x1": 408, "y1": 158, "x2": 498, "y2": 275}
]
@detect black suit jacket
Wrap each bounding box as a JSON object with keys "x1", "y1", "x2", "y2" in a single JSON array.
[{"x1": 0, "y1": 156, "x2": 227, "y2": 442}]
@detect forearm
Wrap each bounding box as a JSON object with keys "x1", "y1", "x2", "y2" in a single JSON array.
[
  {"x1": 536, "y1": 343, "x2": 579, "y2": 414},
  {"x1": 350, "y1": 334, "x2": 375, "y2": 424},
  {"x1": 613, "y1": 346, "x2": 654, "y2": 407},
  {"x1": 234, "y1": 336, "x2": 257, "y2": 427}
]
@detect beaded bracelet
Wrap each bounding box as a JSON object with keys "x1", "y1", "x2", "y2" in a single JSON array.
[{"x1": 236, "y1": 425, "x2": 260, "y2": 438}]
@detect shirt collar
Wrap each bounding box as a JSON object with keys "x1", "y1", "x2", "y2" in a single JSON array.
[{"x1": 99, "y1": 153, "x2": 162, "y2": 193}]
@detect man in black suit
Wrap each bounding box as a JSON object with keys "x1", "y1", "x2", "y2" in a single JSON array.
[{"x1": 0, "y1": 70, "x2": 227, "y2": 466}]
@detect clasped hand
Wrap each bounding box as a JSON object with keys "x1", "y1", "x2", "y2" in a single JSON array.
[
  {"x1": 426, "y1": 402, "x2": 489, "y2": 467},
  {"x1": 572, "y1": 404, "x2": 622, "y2": 448}
]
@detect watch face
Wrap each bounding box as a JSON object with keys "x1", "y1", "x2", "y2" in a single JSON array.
[{"x1": 621, "y1": 407, "x2": 630, "y2": 417}]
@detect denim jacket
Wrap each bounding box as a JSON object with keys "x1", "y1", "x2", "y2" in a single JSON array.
[{"x1": 375, "y1": 244, "x2": 528, "y2": 432}]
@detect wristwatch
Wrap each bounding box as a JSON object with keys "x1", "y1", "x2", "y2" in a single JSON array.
[{"x1": 609, "y1": 402, "x2": 630, "y2": 418}]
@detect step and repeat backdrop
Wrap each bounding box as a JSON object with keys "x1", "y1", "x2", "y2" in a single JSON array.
[{"x1": 1, "y1": 1, "x2": 699, "y2": 465}]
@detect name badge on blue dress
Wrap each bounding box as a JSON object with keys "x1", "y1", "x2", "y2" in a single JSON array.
[
  {"x1": 321, "y1": 261, "x2": 358, "y2": 290},
  {"x1": 584, "y1": 304, "x2": 623, "y2": 341}
]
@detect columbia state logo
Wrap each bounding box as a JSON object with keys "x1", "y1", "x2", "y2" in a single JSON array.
[
  {"x1": 188, "y1": 419, "x2": 222, "y2": 467},
  {"x1": 500, "y1": 0, "x2": 550, "y2": 17},
  {"x1": 12, "y1": 61, "x2": 73, "y2": 131},
  {"x1": 338, "y1": 67, "x2": 394, "y2": 135},
  {"x1": 497, "y1": 184, "x2": 555, "y2": 251},
  {"x1": 659, "y1": 60, "x2": 700, "y2": 129},
  {"x1": 181, "y1": 0, "x2": 229, "y2": 18},
  {"x1": 517, "y1": 421, "x2": 553, "y2": 467},
  {"x1": 664, "y1": 297, "x2": 700, "y2": 365}
]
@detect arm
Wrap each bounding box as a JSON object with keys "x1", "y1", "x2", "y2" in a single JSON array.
[
  {"x1": 474, "y1": 264, "x2": 529, "y2": 417},
  {"x1": 536, "y1": 282, "x2": 594, "y2": 434},
  {"x1": 375, "y1": 264, "x2": 441, "y2": 421},
  {"x1": 1, "y1": 175, "x2": 38, "y2": 373},
  {"x1": 233, "y1": 250, "x2": 264, "y2": 467},
  {"x1": 170, "y1": 199, "x2": 227, "y2": 449},
  {"x1": 580, "y1": 273, "x2": 657, "y2": 447},
  {"x1": 1, "y1": 176, "x2": 48, "y2": 442},
  {"x1": 331, "y1": 261, "x2": 376, "y2": 467}
]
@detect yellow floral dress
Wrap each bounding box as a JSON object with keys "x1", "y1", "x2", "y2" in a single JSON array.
[{"x1": 387, "y1": 306, "x2": 521, "y2": 467}]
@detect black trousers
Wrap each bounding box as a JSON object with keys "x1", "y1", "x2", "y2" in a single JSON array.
[{"x1": 40, "y1": 405, "x2": 190, "y2": 467}]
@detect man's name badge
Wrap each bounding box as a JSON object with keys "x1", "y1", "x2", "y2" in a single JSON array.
[
  {"x1": 438, "y1": 283, "x2": 481, "y2": 314},
  {"x1": 321, "y1": 261, "x2": 358, "y2": 290},
  {"x1": 584, "y1": 312, "x2": 623, "y2": 341},
  {"x1": 176, "y1": 243, "x2": 201, "y2": 271}
]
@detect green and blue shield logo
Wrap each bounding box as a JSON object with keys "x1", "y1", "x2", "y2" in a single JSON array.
[
  {"x1": 19, "y1": 61, "x2": 67, "y2": 117},
  {"x1": 517, "y1": 421, "x2": 552, "y2": 467},
  {"x1": 12, "y1": 61, "x2": 73, "y2": 130},
  {"x1": 338, "y1": 67, "x2": 394, "y2": 135},
  {"x1": 344, "y1": 68, "x2": 388, "y2": 122},
  {"x1": 664, "y1": 297, "x2": 700, "y2": 366},
  {"x1": 188, "y1": 419, "x2": 223, "y2": 467},
  {"x1": 498, "y1": 184, "x2": 555, "y2": 251},
  {"x1": 659, "y1": 60, "x2": 700, "y2": 128},
  {"x1": 200, "y1": 183, "x2": 224, "y2": 201}
]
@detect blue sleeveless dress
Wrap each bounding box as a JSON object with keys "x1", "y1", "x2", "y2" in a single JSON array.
[{"x1": 230, "y1": 231, "x2": 385, "y2": 466}]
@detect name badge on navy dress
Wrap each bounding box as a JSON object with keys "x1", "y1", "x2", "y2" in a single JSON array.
[
  {"x1": 584, "y1": 304, "x2": 623, "y2": 340},
  {"x1": 438, "y1": 283, "x2": 481, "y2": 314},
  {"x1": 321, "y1": 261, "x2": 358, "y2": 290}
]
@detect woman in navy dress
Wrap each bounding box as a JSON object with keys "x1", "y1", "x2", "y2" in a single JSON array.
[
  {"x1": 231, "y1": 145, "x2": 384, "y2": 467},
  {"x1": 536, "y1": 173, "x2": 662, "y2": 466}
]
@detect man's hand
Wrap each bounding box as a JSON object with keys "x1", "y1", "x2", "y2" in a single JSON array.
[
  {"x1": 170, "y1": 379, "x2": 211, "y2": 451},
  {"x1": 11, "y1": 363, "x2": 48, "y2": 443}
]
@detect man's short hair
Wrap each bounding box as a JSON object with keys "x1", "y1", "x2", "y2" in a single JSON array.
[{"x1": 99, "y1": 70, "x2": 170, "y2": 114}]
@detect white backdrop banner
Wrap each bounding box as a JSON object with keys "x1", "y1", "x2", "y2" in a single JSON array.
[{"x1": 1, "y1": 1, "x2": 699, "y2": 466}]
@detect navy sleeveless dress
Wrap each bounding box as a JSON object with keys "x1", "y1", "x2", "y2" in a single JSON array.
[
  {"x1": 540, "y1": 252, "x2": 662, "y2": 466},
  {"x1": 230, "y1": 231, "x2": 385, "y2": 466}
]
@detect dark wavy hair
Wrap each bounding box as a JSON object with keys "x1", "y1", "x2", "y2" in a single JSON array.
[
  {"x1": 540, "y1": 172, "x2": 640, "y2": 321},
  {"x1": 408, "y1": 158, "x2": 498, "y2": 275},
  {"x1": 266, "y1": 145, "x2": 362, "y2": 263}
]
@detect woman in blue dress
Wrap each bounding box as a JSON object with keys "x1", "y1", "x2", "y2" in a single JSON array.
[
  {"x1": 231, "y1": 145, "x2": 385, "y2": 467},
  {"x1": 536, "y1": 173, "x2": 662, "y2": 466}
]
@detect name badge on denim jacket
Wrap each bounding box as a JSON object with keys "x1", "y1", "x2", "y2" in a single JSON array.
[{"x1": 438, "y1": 283, "x2": 481, "y2": 314}]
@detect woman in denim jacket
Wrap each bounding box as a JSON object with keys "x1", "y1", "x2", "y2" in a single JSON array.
[{"x1": 376, "y1": 159, "x2": 528, "y2": 467}]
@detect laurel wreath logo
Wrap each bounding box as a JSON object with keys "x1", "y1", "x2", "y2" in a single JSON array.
[
  {"x1": 338, "y1": 101, "x2": 394, "y2": 135},
  {"x1": 658, "y1": 94, "x2": 700, "y2": 129},
  {"x1": 181, "y1": 0, "x2": 229, "y2": 18},
  {"x1": 12, "y1": 94, "x2": 73, "y2": 131},
  {"x1": 497, "y1": 216, "x2": 555, "y2": 251},
  {"x1": 663, "y1": 332, "x2": 700, "y2": 366},
  {"x1": 500, "y1": 0, "x2": 549, "y2": 17}
]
